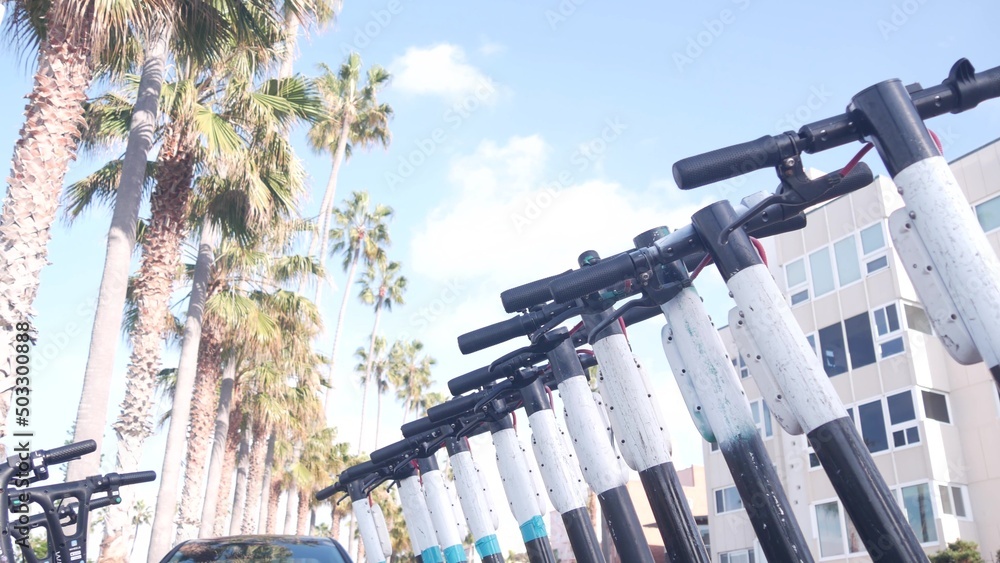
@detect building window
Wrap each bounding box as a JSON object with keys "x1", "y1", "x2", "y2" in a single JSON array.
[
  {"x1": 720, "y1": 549, "x2": 754, "y2": 563},
  {"x1": 710, "y1": 440, "x2": 719, "y2": 452},
  {"x1": 921, "y1": 390, "x2": 951, "y2": 424},
  {"x1": 809, "y1": 247, "x2": 836, "y2": 298},
  {"x1": 858, "y1": 399, "x2": 889, "y2": 453},
  {"x1": 896, "y1": 483, "x2": 938, "y2": 543},
  {"x1": 715, "y1": 486, "x2": 743, "y2": 514},
  {"x1": 975, "y1": 194, "x2": 1000, "y2": 232},
  {"x1": 737, "y1": 354, "x2": 748, "y2": 379},
  {"x1": 750, "y1": 400, "x2": 773, "y2": 438},
  {"x1": 814, "y1": 500, "x2": 865, "y2": 557},
  {"x1": 786, "y1": 258, "x2": 809, "y2": 305},
  {"x1": 887, "y1": 390, "x2": 920, "y2": 448},
  {"x1": 844, "y1": 312, "x2": 877, "y2": 370},
  {"x1": 819, "y1": 322, "x2": 848, "y2": 377},
  {"x1": 805, "y1": 332, "x2": 817, "y2": 355},
  {"x1": 873, "y1": 303, "x2": 905, "y2": 358},
  {"x1": 904, "y1": 303, "x2": 933, "y2": 335},
  {"x1": 938, "y1": 484, "x2": 970, "y2": 519},
  {"x1": 860, "y1": 222, "x2": 889, "y2": 273},
  {"x1": 834, "y1": 235, "x2": 862, "y2": 286}
]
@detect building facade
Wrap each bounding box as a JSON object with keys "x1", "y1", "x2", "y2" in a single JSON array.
[{"x1": 706, "y1": 139, "x2": 1000, "y2": 562}]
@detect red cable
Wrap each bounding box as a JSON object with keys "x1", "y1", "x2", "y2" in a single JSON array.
[
  {"x1": 576, "y1": 348, "x2": 595, "y2": 356},
  {"x1": 568, "y1": 321, "x2": 584, "y2": 336},
  {"x1": 511, "y1": 411, "x2": 517, "y2": 430},
  {"x1": 928, "y1": 129, "x2": 944, "y2": 154},
  {"x1": 840, "y1": 142, "x2": 875, "y2": 177},
  {"x1": 544, "y1": 385, "x2": 555, "y2": 409},
  {"x1": 618, "y1": 316, "x2": 627, "y2": 340},
  {"x1": 750, "y1": 237, "x2": 768, "y2": 266},
  {"x1": 690, "y1": 254, "x2": 713, "y2": 280}
]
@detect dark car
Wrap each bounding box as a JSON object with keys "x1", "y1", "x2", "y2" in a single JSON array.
[{"x1": 158, "y1": 535, "x2": 353, "y2": 563}]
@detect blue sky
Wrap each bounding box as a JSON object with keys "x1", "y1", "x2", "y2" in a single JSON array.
[{"x1": 2, "y1": 0, "x2": 999, "y2": 554}]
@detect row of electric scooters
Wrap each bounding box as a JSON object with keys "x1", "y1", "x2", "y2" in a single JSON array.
[{"x1": 316, "y1": 58, "x2": 1000, "y2": 563}]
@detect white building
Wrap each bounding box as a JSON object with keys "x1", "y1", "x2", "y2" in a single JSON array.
[{"x1": 707, "y1": 138, "x2": 1000, "y2": 562}]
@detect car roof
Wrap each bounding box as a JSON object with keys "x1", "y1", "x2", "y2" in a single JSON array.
[{"x1": 176, "y1": 535, "x2": 338, "y2": 547}]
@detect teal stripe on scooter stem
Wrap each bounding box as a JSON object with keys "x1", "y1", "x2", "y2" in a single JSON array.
[
  {"x1": 519, "y1": 515, "x2": 548, "y2": 542},
  {"x1": 443, "y1": 544, "x2": 467, "y2": 563},
  {"x1": 421, "y1": 546, "x2": 445, "y2": 563},
  {"x1": 475, "y1": 534, "x2": 502, "y2": 557}
]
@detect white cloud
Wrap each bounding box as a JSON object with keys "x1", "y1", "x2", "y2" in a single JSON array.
[{"x1": 390, "y1": 44, "x2": 498, "y2": 101}]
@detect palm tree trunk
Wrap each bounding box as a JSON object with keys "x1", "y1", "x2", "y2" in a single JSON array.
[
  {"x1": 279, "y1": 11, "x2": 301, "y2": 79},
  {"x1": 67, "y1": 22, "x2": 171, "y2": 481},
  {"x1": 296, "y1": 489, "x2": 312, "y2": 535},
  {"x1": 313, "y1": 118, "x2": 352, "y2": 309},
  {"x1": 325, "y1": 250, "x2": 361, "y2": 418},
  {"x1": 101, "y1": 121, "x2": 196, "y2": 563},
  {"x1": 177, "y1": 317, "x2": 223, "y2": 540},
  {"x1": 214, "y1": 401, "x2": 243, "y2": 536},
  {"x1": 266, "y1": 478, "x2": 282, "y2": 534},
  {"x1": 356, "y1": 300, "x2": 384, "y2": 448},
  {"x1": 331, "y1": 506, "x2": 343, "y2": 541},
  {"x1": 200, "y1": 361, "x2": 236, "y2": 538},
  {"x1": 148, "y1": 223, "x2": 218, "y2": 562},
  {"x1": 240, "y1": 424, "x2": 270, "y2": 534},
  {"x1": 282, "y1": 440, "x2": 303, "y2": 534},
  {"x1": 375, "y1": 387, "x2": 384, "y2": 448},
  {"x1": 229, "y1": 427, "x2": 252, "y2": 535},
  {"x1": 0, "y1": 15, "x2": 94, "y2": 452},
  {"x1": 257, "y1": 433, "x2": 277, "y2": 530}
]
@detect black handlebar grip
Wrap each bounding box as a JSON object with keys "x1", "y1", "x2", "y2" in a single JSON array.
[
  {"x1": 448, "y1": 365, "x2": 498, "y2": 396},
  {"x1": 370, "y1": 437, "x2": 423, "y2": 465},
  {"x1": 339, "y1": 460, "x2": 376, "y2": 484},
  {"x1": 621, "y1": 305, "x2": 663, "y2": 327},
  {"x1": 43, "y1": 440, "x2": 98, "y2": 466},
  {"x1": 548, "y1": 253, "x2": 636, "y2": 303},
  {"x1": 500, "y1": 270, "x2": 572, "y2": 312},
  {"x1": 315, "y1": 482, "x2": 345, "y2": 502},
  {"x1": 458, "y1": 315, "x2": 534, "y2": 355},
  {"x1": 672, "y1": 135, "x2": 786, "y2": 190},
  {"x1": 110, "y1": 470, "x2": 157, "y2": 487},
  {"x1": 401, "y1": 416, "x2": 437, "y2": 438},
  {"x1": 428, "y1": 393, "x2": 481, "y2": 423}
]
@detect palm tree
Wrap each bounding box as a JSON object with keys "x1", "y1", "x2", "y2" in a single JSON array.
[
  {"x1": 389, "y1": 340, "x2": 436, "y2": 423},
  {"x1": 358, "y1": 259, "x2": 406, "y2": 377},
  {"x1": 0, "y1": 0, "x2": 172, "y2": 448},
  {"x1": 325, "y1": 191, "x2": 392, "y2": 415},
  {"x1": 152, "y1": 82, "x2": 323, "y2": 549},
  {"x1": 279, "y1": 0, "x2": 340, "y2": 78},
  {"x1": 66, "y1": 0, "x2": 280, "y2": 483},
  {"x1": 306, "y1": 53, "x2": 393, "y2": 306},
  {"x1": 129, "y1": 500, "x2": 152, "y2": 559},
  {"x1": 85, "y1": 48, "x2": 319, "y2": 560},
  {"x1": 354, "y1": 336, "x2": 388, "y2": 451}
]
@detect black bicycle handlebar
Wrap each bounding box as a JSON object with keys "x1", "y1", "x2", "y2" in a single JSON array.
[
  {"x1": 501, "y1": 270, "x2": 573, "y2": 312},
  {"x1": 315, "y1": 482, "x2": 346, "y2": 502},
  {"x1": 458, "y1": 312, "x2": 547, "y2": 355},
  {"x1": 105, "y1": 470, "x2": 157, "y2": 488},
  {"x1": 673, "y1": 60, "x2": 1000, "y2": 189},
  {"x1": 427, "y1": 393, "x2": 482, "y2": 423},
  {"x1": 548, "y1": 253, "x2": 638, "y2": 304},
  {"x1": 42, "y1": 440, "x2": 97, "y2": 466}
]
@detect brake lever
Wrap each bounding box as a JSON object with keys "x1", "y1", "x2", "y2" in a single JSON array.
[
  {"x1": 722, "y1": 152, "x2": 868, "y2": 247},
  {"x1": 586, "y1": 297, "x2": 657, "y2": 345}
]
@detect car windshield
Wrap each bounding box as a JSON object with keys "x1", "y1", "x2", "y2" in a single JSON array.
[{"x1": 164, "y1": 539, "x2": 347, "y2": 563}]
